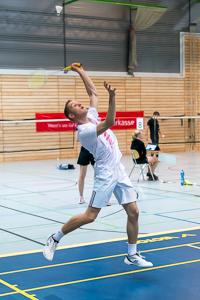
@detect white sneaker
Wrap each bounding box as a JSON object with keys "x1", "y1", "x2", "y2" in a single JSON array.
[
  {"x1": 124, "y1": 252, "x2": 153, "y2": 268},
  {"x1": 43, "y1": 234, "x2": 58, "y2": 261},
  {"x1": 79, "y1": 198, "x2": 85, "y2": 204}
]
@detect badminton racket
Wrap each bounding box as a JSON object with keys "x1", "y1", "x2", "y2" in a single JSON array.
[{"x1": 28, "y1": 63, "x2": 82, "y2": 89}]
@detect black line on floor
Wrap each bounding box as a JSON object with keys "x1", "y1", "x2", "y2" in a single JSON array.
[
  {"x1": 1, "y1": 184, "x2": 45, "y2": 195},
  {"x1": 0, "y1": 168, "x2": 78, "y2": 184},
  {"x1": 0, "y1": 228, "x2": 45, "y2": 246},
  {"x1": 78, "y1": 227, "x2": 127, "y2": 233},
  {"x1": 0, "y1": 204, "x2": 128, "y2": 234},
  {"x1": 0, "y1": 204, "x2": 64, "y2": 225},
  {"x1": 78, "y1": 227, "x2": 146, "y2": 234},
  {"x1": 100, "y1": 208, "x2": 124, "y2": 219},
  {"x1": 0, "y1": 182, "x2": 78, "y2": 195}
]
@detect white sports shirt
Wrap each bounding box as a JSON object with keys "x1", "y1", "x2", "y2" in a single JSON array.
[{"x1": 77, "y1": 107, "x2": 122, "y2": 172}]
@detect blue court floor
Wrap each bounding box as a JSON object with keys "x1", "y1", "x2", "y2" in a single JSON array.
[{"x1": 0, "y1": 227, "x2": 200, "y2": 300}]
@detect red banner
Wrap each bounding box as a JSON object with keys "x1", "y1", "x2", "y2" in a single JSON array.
[
  {"x1": 98, "y1": 111, "x2": 144, "y2": 130},
  {"x1": 35, "y1": 111, "x2": 144, "y2": 132},
  {"x1": 35, "y1": 113, "x2": 76, "y2": 132}
]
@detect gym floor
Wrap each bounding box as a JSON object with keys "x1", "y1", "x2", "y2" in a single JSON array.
[{"x1": 0, "y1": 151, "x2": 200, "y2": 299}]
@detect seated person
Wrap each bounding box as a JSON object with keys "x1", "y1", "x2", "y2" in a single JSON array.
[{"x1": 130, "y1": 130, "x2": 159, "y2": 181}]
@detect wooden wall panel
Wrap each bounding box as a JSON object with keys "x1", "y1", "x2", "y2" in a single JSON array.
[
  {"x1": 184, "y1": 36, "x2": 200, "y2": 151},
  {"x1": 0, "y1": 36, "x2": 200, "y2": 162},
  {"x1": 1, "y1": 76, "x2": 59, "y2": 120},
  {"x1": 125, "y1": 78, "x2": 141, "y2": 112},
  {"x1": 141, "y1": 77, "x2": 185, "y2": 152},
  {"x1": 0, "y1": 76, "x2": 3, "y2": 163},
  {"x1": 195, "y1": 37, "x2": 200, "y2": 151}
]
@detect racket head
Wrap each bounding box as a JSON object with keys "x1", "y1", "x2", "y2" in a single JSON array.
[{"x1": 28, "y1": 68, "x2": 47, "y2": 89}]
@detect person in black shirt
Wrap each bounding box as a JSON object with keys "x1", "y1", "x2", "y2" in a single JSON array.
[
  {"x1": 146, "y1": 111, "x2": 164, "y2": 149},
  {"x1": 77, "y1": 145, "x2": 112, "y2": 206},
  {"x1": 131, "y1": 130, "x2": 159, "y2": 181},
  {"x1": 77, "y1": 146, "x2": 95, "y2": 204}
]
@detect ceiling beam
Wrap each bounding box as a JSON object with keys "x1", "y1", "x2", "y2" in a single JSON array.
[
  {"x1": 64, "y1": 0, "x2": 79, "y2": 5},
  {"x1": 63, "y1": 0, "x2": 167, "y2": 9}
]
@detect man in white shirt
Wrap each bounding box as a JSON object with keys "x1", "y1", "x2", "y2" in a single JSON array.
[{"x1": 43, "y1": 63, "x2": 153, "y2": 268}]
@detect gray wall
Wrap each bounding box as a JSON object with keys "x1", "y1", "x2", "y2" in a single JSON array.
[{"x1": 0, "y1": 0, "x2": 199, "y2": 73}]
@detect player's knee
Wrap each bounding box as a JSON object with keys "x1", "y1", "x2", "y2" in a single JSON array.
[
  {"x1": 134, "y1": 207, "x2": 139, "y2": 220},
  {"x1": 87, "y1": 216, "x2": 96, "y2": 223},
  {"x1": 79, "y1": 175, "x2": 85, "y2": 181},
  {"x1": 84, "y1": 213, "x2": 97, "y2": 224},
  {"x1": 129, "y1": 207, "x2": 139, "y2": 221}
]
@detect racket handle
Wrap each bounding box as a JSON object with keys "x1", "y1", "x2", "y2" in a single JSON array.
[{"x1": 63, "y1": 63, "x2": 82, "y2": 71}]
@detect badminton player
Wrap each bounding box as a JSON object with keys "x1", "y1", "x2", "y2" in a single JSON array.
[{"x1": 43, "y1": 63, "x2": 153, "y2": 268}]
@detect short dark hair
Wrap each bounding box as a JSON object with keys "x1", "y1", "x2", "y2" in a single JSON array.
[
  {"x1": 64, "y1": 100, "x2": 72, "y2": 120},
  {"x1": 153, "y1": 111, "x2": 160, "y2": 116}
]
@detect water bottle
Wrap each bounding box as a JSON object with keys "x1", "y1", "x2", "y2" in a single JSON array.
[
  {"x1": 181, "y1": 170, "x2": 185, "y2": 186},
  {"x1": 56, "y1": 158, "x2": 59, "y2": 169}
]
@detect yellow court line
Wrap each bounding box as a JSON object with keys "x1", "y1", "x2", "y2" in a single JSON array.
[
  {"x1": 137, "y1": 226, "x2": 200, "y2": 238},
  {"x1": 0, "y1": 258, "x2": 199, "y2": 296},
  {"x1": 0, "y1": 242, "x2": 200, "y2": 276},
  {"x1": 187, "y1": 244, "x2": 200, "y2": 250},
  {"x1": 0, "y1": 226, "x2": 200, "y2": 259},
  {"x1": 0, "y1": 279, "x2": 38, "y2": 299}
]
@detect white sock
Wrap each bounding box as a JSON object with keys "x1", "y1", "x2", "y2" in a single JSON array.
[
  {"x1": 128, "y1": 243, "x2": 137, "y2": 256},
  {"x1": 80, "y1": 196, "x2": 84, "y2": 200},
  {"x1": 53, "y1": 230, "x2": 65, "y2": 242}
]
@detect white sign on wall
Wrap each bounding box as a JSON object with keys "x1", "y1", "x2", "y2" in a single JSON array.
[{"x1": 137, "y1": 118, "x2": 144, "y2": 130}]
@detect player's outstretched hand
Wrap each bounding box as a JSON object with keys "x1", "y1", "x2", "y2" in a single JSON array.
[
  {"x1": 71, "y1": 63, "x2": 83, "y2": 73},
  {"x1": 104, "y1": 81, "x2": 116, "y2": 97}
]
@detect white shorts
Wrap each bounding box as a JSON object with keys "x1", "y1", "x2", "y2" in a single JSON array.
[{"x1": 89, "y1": 163, "x2": 137, "y2": 208}]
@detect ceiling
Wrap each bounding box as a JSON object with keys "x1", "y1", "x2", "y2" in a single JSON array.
[{"x1": 0, "y1": 0, "x2": 199, "y2": 72}]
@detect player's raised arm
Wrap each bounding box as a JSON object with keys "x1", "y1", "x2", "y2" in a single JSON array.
[
  {"x1": 97, "y1": 82, "x2": 116, "y2": 136},
  {"x1": 70, "y1": 63, "x2": 98, "y2": 110}
]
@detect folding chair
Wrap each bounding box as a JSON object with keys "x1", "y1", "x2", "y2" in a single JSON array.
[{"x1": 129, "y1": 150, "x2": 155, "y2": 182}]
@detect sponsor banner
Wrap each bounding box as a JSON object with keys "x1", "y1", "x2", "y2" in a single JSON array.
[
  {"x1": 35, "y1": 113, "x2": 76, "y2": 132},
  {"x1": 35, "y1": 111, "x2": 144, "y2": 132},
  {"x1": 98, "y1": 111, "x2": 144, "y2": 130}
]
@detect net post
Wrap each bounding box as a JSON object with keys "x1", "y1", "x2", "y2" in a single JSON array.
[
  {"x1": 62, "y1": 0, "x2": 67, "y2": 69},
  {"x1": 189, "y1": 23, "x2": 197, "y2": 150}
]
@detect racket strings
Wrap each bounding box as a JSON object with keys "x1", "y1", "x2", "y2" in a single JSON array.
[{"x1": 28, "y1": 68, "x2": 47, "y2": 89}]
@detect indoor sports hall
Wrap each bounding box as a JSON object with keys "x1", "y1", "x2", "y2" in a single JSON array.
[{"x1": 0, "y1": 1, "x2": 200, "y2": 299}]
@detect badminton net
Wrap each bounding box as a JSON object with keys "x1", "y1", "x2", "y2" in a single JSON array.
[{"x1": 0, "y1": 118, "x2": 75, "y2": 155}]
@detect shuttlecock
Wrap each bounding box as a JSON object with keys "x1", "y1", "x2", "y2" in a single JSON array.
[{"x1": 55, "y1": 5, "x2": 63, "y2": 16}]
